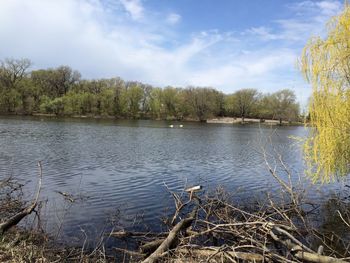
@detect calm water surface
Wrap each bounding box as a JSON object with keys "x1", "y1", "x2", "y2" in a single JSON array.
[{"x1": 0, "y1": 116, "x2": 345, "y2": 244}]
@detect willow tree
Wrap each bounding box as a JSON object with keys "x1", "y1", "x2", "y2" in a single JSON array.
[{"x1": 301, "y1": 4, "x2": 350, "y2": 182}]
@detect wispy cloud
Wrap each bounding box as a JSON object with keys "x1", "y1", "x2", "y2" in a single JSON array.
[
  {"x1": 245, "y1": 26, "x2": 279, "y2": 41},
  {"x1": 288, "y1": 0, "x2": 342, "y2": 16},
  {"x1": 166, "y1": 13, "x2": 181, "y2": 25},
  {"x1": 120, "y1": 0, "x2": 144, "y2": 20},
  {"x1": 246, "y1": 0, "x2": 342, "y2": 42}
]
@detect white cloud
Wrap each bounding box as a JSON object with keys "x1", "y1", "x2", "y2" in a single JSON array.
[
  {"x1": 0, "y1": 0, "x2": 341, "y2": 106},
  {"x1": 120, "y1": 0, "x2": 143, "y2": 20},
  {"x1": 289, "y1": 0, "x2": 342, "y2": 16},
  {"x1": 187, "y1": 49, "x2": 297, "y2": 88},
  {"x1": 245, "y1": 26, "x2": 279, "y2": 41},
  {"x1": 166, "y1": 13, "x2": 181, "y2": 25},
  {"x1": 247, "y1": 0, "x2": 342, "y2": 42},
  {"x1": 317, "y1": 1, "x2": 342, "y2": 15}
]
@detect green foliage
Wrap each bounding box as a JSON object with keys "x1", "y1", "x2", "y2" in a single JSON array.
[
  {"x1": 31, "y1": 66, "x2": 80, "y2": 98},
  {"x1": 184, "y1": 87, "x2": 222, "y2": 121},
  {"x1": 232, "y1": 89, "x2": 258, "y2": 121},
  {"x1": 40, "y1": 97, "x2": 64, "y2": 115},
  {"x1": 100, "y1": 89, "x2": 115, "y2": 116},
  {"x1": 270, "y1": 89, "x2": 299, "y2": 124},
  {"x1": 0, "y1": 58, "x2": 300, "y2": 123},
  {"x1": 149, "y1": 88, "x2": 164, "y2": 119},
  {"x1": 300, "y1": 4, "x2": 350, "y2": 182},
  {"x1": 0, "y1": 89, "x2": 21, "y2": 113},
  {"x1": 125, "y1": 85, "x2": 143, "y2": 118}
]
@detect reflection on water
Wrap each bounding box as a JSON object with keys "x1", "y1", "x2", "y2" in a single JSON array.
[{"x1": 0, "y1": 116, "x2": 348, "y2": 244}]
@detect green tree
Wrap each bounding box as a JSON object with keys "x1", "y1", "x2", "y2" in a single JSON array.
[
  {"x1": 17, "y1": 78, "x2": 38, "y2": 114},
  {"x1": 0, "y1": 58, "x2": 31, "y2": 113},
  {"x1": 270, "y1": 89, "x2": 299, "y2": 124},
  {"x1": 126, "y1": 85, "x2": 143, "y2": 118},
  {"x1": 0, "y1": 58, "x2": 31, "y2": 90},
  {"x1": 100, "y1": 88, "x2": 115, "y2": 116},
  {"x1": 256, "y1": 94, "x2": 274, "y2": 120},
  {"x1": 162, "y1": 87, "x2": 181, "y2": 119},
  {"x1": 184, "y1": 87, "x2": 220, "y2": 121},
  {"x1": 224, "y1": 94, "x2": 237, "y2": 117},
  {"x1": 31, "y1": 66, "x2": 80, "y2": 98},
  {"x1": 149, "y1": 88, "x2": 164, "y2": 119},
  {"x1": 300, "y1": 3, "x2": 350, "y2": 182},
  {"x1": 40, "y1": 97, "x2": 64, "y2": 115},
  {"x1": 233, "y1": 89, "x2": 258, "y2": 123}
]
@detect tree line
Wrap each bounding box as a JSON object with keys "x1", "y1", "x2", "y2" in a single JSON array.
[{"x1": 0, "y1": 58, "x2": 300, "y2": 122}]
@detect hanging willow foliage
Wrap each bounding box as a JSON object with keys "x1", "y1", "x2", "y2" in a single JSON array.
[{"x1": 301, "y1": 3, "x2": 350, "y2": 182}]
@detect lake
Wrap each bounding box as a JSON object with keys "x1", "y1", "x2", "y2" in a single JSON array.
[{"x1": 0, "y1": 116, "x2": 344, "y2": 244}]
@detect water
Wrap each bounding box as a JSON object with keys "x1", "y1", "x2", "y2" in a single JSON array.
[{"x1": 0, "y1": 116, "x2": 346, "y2": 244}]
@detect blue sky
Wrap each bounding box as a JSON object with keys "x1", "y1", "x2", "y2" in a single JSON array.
[{"x1": 0, "y1": 0, "x2": 344, "y2": 105}]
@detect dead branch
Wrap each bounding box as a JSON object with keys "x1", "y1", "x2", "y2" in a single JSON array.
[
  {"x1": 55, "y1": 191, "x2": 75, "y2": 203},
  {"x1": 110, "y1": 230, "x2": 166, "y2": 239},
  {"x1": 140, "y1": 239, "x2": 165, "y2": 254},
  {"x1": 110, "y1": 152, "x2": 350, "y2": 263},
  {"x1": 293, "y1": 251, "x2": 349, "y2": 263},
  {"x1": 141, "y1": 207, "x2": 197, "y2": 263},
  {"x1": 261, "y1": 145, "x2": 293, "y2": 194},
  {"x1": 0, "y1": 161, "x2": 43, "y2": 235},
  {"x1": 269, "y1": 229, "x2": 348, "y2": 263},
  {"x1": 176, "y1": 247, "x2": 265, "y2": 262}
]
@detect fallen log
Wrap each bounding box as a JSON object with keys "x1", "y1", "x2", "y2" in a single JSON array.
[
  {"x1": 294, "y1": 251, "x2": 349, "y2": 263},
  {"x1": 140, "y1": 239, "x2": 165, "y2": 254},
  {"x1": 176, "y1": 247, "x2": 265, "y2": 262},
  {"x1": 141, "y1": 208, "x2": 197, "y2": 263},
  {"x1": 110, "y1": 230, "x2": 166, "y2": 238},
  {"x1": 0, "y1": 161, "x2": 43, "y2": 235},
  {"x1": 274, "y1": 226, "x2": 315, "y2": 253},
  {"x1": 269, "y1": 229, "x2": 349, "y2": 263}
]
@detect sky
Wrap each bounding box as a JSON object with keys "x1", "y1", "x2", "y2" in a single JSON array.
[{"x1": 0, "y1": 0, "x2": 344, "y2": 106}]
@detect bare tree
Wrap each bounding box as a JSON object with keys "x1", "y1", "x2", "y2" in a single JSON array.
[{"x1": 0, "y1": 58, "x2": 31, "y2": 89}]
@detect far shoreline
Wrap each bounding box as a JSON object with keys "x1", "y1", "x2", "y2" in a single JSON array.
[
  {"x1": 206, "y1": 117, "x2": 303, "y2": 126},
  {"x1": 0, "y1": 113, "x2": 304, "y2": 126}
]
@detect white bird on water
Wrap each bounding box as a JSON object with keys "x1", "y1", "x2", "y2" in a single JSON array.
[
  {"x1": 179, "y1": 124, "x2": 183, "y2": 128},
  {"x1": 169, "y1": 124, "x2": 174, "y2": 128}
]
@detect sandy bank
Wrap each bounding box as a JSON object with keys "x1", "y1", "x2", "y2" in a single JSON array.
[{"x1": 207, "y1": 117, "x2": 293, "y2": 125}]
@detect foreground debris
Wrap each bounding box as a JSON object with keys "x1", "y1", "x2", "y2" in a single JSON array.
[
  {"x1": 0, "y1": 162, "x2": 42, "y2": 235},
  {"x1": 111, "y1": 181, "x2": 350, "y2": 263},
  {"x1": 1, "y1": 161, "x2": 350, "y2": 262}
]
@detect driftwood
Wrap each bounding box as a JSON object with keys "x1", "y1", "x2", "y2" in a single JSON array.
[
  {"x1": 0, "y1": 161, "x2": 43, "y2": 235},
  {"x1": 176, "y1": 247, "x2": 265, "y2": 262},
  {"x1": 185, "y1": 185, "x2": 202, "y2": 193},
  {"x1": 110, "y1": 230, "x2": 166, "y2": 239},
  {"x1": 269, "y1": 229, "x2": 348, "y2": 263},
  {"x1": 140, "y1": 239, "x2": 165, "y2": 254},
  {"x1": 141, "y1": 208, "x2": 197, "y2": 263},
  {"x1": 293, "y1": 251, "x2": 349, "y2": 263},
  {"x1": 185, "y1": 185, "x2": 202, "y2": 201}
]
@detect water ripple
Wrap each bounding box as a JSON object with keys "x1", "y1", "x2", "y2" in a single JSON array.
[{"x1": 0, "y1": 116, "x2": 326, "y2": 240}]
